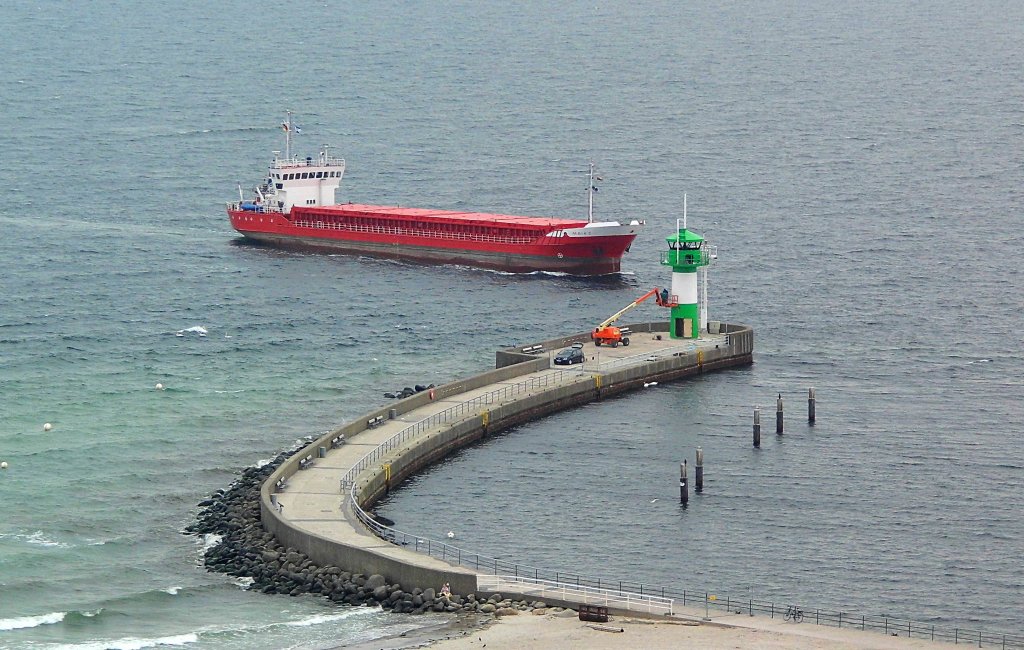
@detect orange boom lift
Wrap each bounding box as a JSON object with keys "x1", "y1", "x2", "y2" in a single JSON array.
[{"x1": 591, "y1": 288, "x2": 675, "y2": 347}]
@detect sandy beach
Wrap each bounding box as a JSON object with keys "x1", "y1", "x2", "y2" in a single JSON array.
[
  {"x1": 340, "y1": 606, "x2": 962, "y2": 650},
  {"x1": 414, "y1": 609, "x2": 959, "y2": 650}
]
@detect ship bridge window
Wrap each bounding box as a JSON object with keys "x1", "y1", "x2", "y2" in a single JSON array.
[
  {"x1": 276, "y1": 183, "x2": 283, "y2": 190},
  {"x1": 682, "y1": 241, "x2": 700, "y2": 250},
  {"x1": 316, "y1": 172, "x2": 323, "y2": 178}
]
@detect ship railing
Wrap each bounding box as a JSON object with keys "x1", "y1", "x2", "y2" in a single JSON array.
[
  {"x1": 227, "y1": 201, "x2": 284, "y2": 214},
  {"x1": 290, "y1": 219, "x2": 537, "y2": 245},
  {"x1": 270, "y1": 155, "x2": 345, "y2": 169}
]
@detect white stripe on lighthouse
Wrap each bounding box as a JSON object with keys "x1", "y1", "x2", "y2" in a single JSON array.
[{"x1": 672, "y1": 272, "x2": 698, "y2": 304}]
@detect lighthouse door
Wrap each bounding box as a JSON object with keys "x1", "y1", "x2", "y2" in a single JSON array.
[{"x1": 675, "y1": 318, "x2": 693, "y2": 338}]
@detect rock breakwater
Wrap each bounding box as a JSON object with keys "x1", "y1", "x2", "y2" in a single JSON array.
[{"x1": 186, "y1": 449, "x2": 552, "y2": 617}]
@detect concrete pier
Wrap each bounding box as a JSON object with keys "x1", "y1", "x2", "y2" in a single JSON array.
[{"x1": 259, "y1": 320, "x2": 753, "y2": 607}]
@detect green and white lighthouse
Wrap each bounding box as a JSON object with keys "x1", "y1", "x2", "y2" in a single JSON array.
[{"x1": 660, "y1": 198, "x2": 714, "y2": 339}]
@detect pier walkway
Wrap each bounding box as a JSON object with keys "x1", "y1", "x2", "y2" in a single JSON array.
[{"x1": 260, "y1": 322, "x2": 753, "y2": 607}]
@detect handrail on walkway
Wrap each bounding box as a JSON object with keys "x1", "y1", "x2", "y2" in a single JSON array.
[
  {"x1": 477, "y1": 575, "x2": 674, "y2": 616},
  {"x1": 320, "y1": 326, "x2": 1023, "y2": 647},
  {"x1": 339, "y1": 366, "x2": 583, "y2": 490}
]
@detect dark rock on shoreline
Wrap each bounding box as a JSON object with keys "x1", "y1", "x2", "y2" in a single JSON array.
[
  {"x1": 383, "y1": 383, "x2": 435, "y2": 399},
  {"x1": 186, "y1": 445, "x2": 552, "y2": 617}
]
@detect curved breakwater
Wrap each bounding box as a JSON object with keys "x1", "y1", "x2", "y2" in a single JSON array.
[{"x1": 192, "y1": 321, "x2": 753, "y2": 610}]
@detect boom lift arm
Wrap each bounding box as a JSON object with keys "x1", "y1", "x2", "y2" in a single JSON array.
[
  {"x1": 596, "y1": 288, "x2": 666, "y2": 329},
  {"x1": 592, "y1": 288, "x2": 674, "y2": 347}
]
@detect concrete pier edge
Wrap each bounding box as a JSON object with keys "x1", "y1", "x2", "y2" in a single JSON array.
[{"x1": 259, "y1": 321, "x2": 753, "y2": 600}]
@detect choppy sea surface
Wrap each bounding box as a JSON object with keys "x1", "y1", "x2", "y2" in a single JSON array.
[{"x1": 2, "y1": 1, "x2": 1022, "y2": 647}]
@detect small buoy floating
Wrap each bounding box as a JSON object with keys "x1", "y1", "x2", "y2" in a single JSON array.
[
  {"x1": 1, "y1": 461, "x2": 8, "y2": 470},
  {"x1": 447, "y1": 531, "x2": 455, "y2": 539},
  {"x1": 43, "y1": 422, "x2": 52, "y2": 431},
  {"x1": 155, "y1": 383, "x2": 164, "y2": 390}
]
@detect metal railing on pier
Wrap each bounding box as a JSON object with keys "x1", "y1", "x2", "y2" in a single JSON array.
[
  {"x1": 477, "y1": 575, "x2": 674, "y2": 616},
  {"x1": 332, "y1": 330, "x2": 1021, "y2": 646},
  {"x1": 339, "y1": 367, "x2": 584, "y2": 490},
  {"x1": 348, "y1": 510, "x2": 1024, "y2": 648}
]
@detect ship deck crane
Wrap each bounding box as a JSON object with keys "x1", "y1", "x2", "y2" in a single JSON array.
[{"x1": 592, "y1": 288, "x2": 675, "y2": 347}]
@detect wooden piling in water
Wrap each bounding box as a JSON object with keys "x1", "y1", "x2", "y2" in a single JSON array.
[
  {"x1": 808, "y1": 387, "x2": 816, "y2": 424},
  {"x1": 679, "y1": 460, "x2": 688, "y2": 504},
  {"x1": 753, "y1": 407, "x2": 761, "y2": 448},
  {"x1": 776, "y1": 393, "x2": 784, "y2": 434},
  {"x1": 695, "y1": 447, "x2": 704, "y2": 492}
]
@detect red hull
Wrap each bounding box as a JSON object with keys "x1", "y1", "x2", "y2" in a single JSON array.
[{"x1": 228, "y1": 204, "x2": 638, "y2": 274}]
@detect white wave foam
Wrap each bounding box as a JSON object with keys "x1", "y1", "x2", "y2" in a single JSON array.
[
  {"x1": 252, "y1": 457, "x2": 273, "y2": 468},
  {"x1": 174, "y1": 326, "x2": 208, "y2": 337},
  {"x1": 161, "y1": 586, "x2": 181, "y2": 595},
  {"x1": 1, "y1": 530, "x2": 72, "y2": 548},
  {"x1": 282, "y1": 608, "x2": 374, "y2": 627},
  {"x1": 83, "y1": 535, "x2": 120, "y2": 546},
  {"x1": 52, "y1": 633, "x2": 199, "y2": 650},
  {"x1": 232, "y1": 576, "x2": 254, "y2": 589},
  {"x1": 201, "y1": 533, "x2": 222, "y2": 552},
  {"x1": 0, "y1": 611, "x2": 66, "y2": 631}
]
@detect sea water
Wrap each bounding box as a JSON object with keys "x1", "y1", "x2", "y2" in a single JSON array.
[{"x1": 2, "y1": 1, "x2": 1022, "y2": 647}]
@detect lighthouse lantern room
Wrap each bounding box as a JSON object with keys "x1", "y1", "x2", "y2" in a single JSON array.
[{"x1": 660, "y1": 198, "x2": 714, "y2": 339}]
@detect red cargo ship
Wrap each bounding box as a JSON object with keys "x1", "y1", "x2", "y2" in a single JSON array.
[{"x1": 227, "y1": 117, "x2": 643, "y2": 274}]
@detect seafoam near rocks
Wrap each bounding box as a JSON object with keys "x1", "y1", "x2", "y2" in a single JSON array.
[{"x1": 187, "y1": 450, "x2": 554, "y2": 616}]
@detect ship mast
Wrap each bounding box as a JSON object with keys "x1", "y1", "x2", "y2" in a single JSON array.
[
  {"x1": 587, "y1": 160, "x2": 601, "y2": 223},
  {"x1": 284, "y1": 111, "x2": 292, "y2": 161}
]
